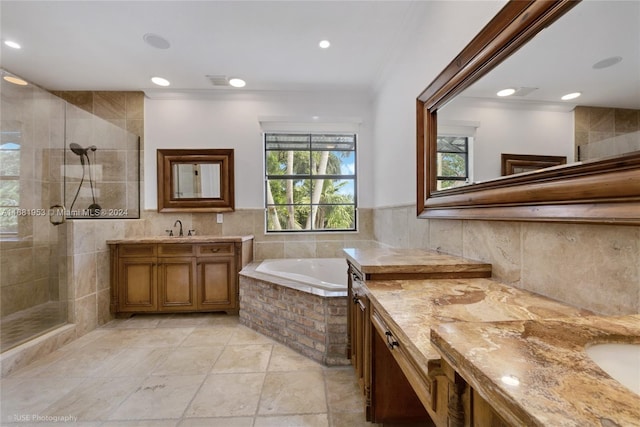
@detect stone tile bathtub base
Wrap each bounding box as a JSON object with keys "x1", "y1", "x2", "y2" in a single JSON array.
[{"x1": 239, "y1": 275, "x2": 349, "y2": 366}]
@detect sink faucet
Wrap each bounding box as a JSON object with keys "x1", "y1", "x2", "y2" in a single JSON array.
[{"x1": 174, "y1": 219, "x2": 183, "y2": 237}]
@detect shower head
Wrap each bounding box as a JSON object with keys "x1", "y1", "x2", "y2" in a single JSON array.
[{"x1": 70, "y1": 143, "x2": 88, "y2": 156}]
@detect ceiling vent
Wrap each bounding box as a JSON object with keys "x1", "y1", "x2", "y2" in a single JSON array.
[
  {"x1": 512, "y1": 87, "x2": 538, "y2": 97},
  {"x1": 206, "y1": 75, "x2": 230, "y2": 87}
]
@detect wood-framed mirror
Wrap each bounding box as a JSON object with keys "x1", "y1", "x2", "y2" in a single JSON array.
[
  {"x1": 417, "y1": 0, "x2": 640, "y2": 224},
  {"x1": 157, "y1": 149, "x2": 235, "y2": 212}
]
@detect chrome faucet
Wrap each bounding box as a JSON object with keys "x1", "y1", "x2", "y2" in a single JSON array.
[{"x1": 174, "y1": 219, "x2": 183, "y2": 237}]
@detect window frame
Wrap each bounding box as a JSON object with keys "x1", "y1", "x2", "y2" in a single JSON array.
[
  {"x1": 0, "y1": 142, "x2": 21, "y2": 236},
  {"x1": 263, "y1": 132, "x2": 358, "y2": 233},
  {"x1": 436, "y1": 135, "x2": 471, "y2": 190}
]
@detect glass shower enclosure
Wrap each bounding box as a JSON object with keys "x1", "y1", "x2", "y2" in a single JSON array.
[{"x1": 0, "y1": 70, "x2": 139, "y2": 352}]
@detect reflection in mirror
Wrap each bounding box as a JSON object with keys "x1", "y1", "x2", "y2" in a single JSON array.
[
  {"x1": 434, "y1": 0, "x2": 639, "y2": 186},
  {"x1": 172, "y1": 163, "x2": 221, "y2": 199},
  {"x1": 157, "y1": 148, "x2": 234, "y2": 212},
  {"x1": 416, "y1": 0, "x2": 640, "y2": 224}
]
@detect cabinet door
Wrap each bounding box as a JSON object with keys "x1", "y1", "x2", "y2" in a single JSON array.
[
  {"x1": 118, "y1": 257, "x2": 157, "y2": 312},
  {"x1": 197, "y1": 256, "x2": 237, "y2": 310},
  {"x1": 158, "y1": 257, "x2": 196, "y2": 311}
]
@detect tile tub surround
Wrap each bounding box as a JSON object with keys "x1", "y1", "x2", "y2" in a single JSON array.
[
  {"x1": 0, "y1": 313, "x2": 382, "y2": 426},
  {"x1": 431, "y1": 315, "x2": 640, "y2": 426},
  {"x1": 239, "y1": 263, "x2": 349, "y2": 366}
]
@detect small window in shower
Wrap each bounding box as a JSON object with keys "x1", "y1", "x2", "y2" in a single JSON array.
[
  {"x1": 63, "y1": 105, "x2": 140, "y2": 219},
  {"x1": 0, "y1": 140, "x2": 20, "y2": 234}
]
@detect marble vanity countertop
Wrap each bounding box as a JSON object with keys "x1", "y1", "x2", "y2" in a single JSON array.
[
  {"x1": 107, "y1": 235, "x2": 254, "y2": 244},
  {"x1": 431, "y1": 315, "x2": 640, "y2": 426},
  {"x1": 343, "y1": 247, "x2": 491, "y2": 276},
  {"x1": 365, "y1": 278, "x2": 592, "y2": 363}
]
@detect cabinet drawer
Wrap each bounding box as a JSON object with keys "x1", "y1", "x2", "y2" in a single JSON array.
[
  {"x1": 119, "y1": 244, "x2": 156, "y2": 257},
  {"x1": 197, "y1": 243, "x2": 234, "y2": 256},
  {"x1": 158, "y1": 244, "x2": 195, "y2": 256},
  {"x1": 371, "y1": 306, "x2": 439, "y2": 416}
]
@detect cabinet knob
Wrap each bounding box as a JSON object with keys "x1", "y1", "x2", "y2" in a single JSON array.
[{"x1": 352, "y1": 296, "x2": 359, "y2": 304}]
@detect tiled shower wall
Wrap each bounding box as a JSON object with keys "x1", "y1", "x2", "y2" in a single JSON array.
[
  {"x1": 373, "y1": 204, "x2": 640, "y2": 316},
  {"x1": 574, "y1": 106, "x2": 640, "y2": 160}
]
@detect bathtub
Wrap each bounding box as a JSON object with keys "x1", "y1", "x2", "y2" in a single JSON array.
[
  {"x1": 239, "y1": 257, "x2": 349, "y2": 365},
  {"x1": 254, "y1": 258, "x2": 347, "y2": 297}
]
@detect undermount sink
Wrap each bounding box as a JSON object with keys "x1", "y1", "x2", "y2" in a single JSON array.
[{"x1": 585, "y1": 343, "x2": 640, "y2": 395}]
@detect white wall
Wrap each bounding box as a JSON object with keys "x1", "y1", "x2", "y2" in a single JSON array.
[
  {"x1": 371, "y1": 1, "x2": 507, "y2": 207},
  {"x1": 144, "y1": 91, "x2": 374, "y2": 209},
  {"x1": 440, "y1": 98, "x2": 574, "y2": 183}
]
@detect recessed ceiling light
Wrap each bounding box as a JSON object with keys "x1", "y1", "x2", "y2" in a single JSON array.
[
  {"x1": 4, "y1": 40, "x2": 21, "y2": 49},
  {"x1": 229, "y1": 78, "x2": 246, "y2": 88},
  {"x1": 151, "y1": 76, "x2": 170, "y2": 87},
  {"x1": 319, "y1": 40, "x2": 331, "y2": 49},
  {"x1": 143, "y1": 33, "x2": 171, "y2": 49},
  {"x1": 3, "y1": 75, "x2": 28, "y2": 86},
  {"x1": 561, "y1": 92, "x2": 581, "y2": 101},
  {"x1": 497, "y1": 88, "x2": 516, "y2": 97},
  {"x1": 592, "y1": 56, "x2": 622, "y2": 70}
]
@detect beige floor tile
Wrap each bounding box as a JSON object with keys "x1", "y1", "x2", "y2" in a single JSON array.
[
  {"x1": 101, "y1": 421, "x2": 178, "y2": 427},
  {"x1": 156, "y1": 314, "x2": 216, "y2": 328},
  {"x1": 258, "y1": 370, "x2": 327, "y2": 415},
  {"x1": 184, "y1": 372, "x2": 265, "y2": 418},
  {"x1": 40, "y1": 376, "x2": 144, "y2": 421},
  {"x1": 211, "y1": 344, "x2": 273, "y2": 373},
  {"x1": 12, "y1": 346, "x2": 121, "y2": 378},
  {"x1": 177, "y1": 417, "x2": 254, "y2": 427},
  {"x1": 108, "y1": 375, "x2": 205, "y2": 420},
  {"x1": 151, "y1": 346, "x2": 224, "y2": 376},
  {"x1": 100, "y1": 348, "x2": 173, "y2": 377},
  {"x1": 230, "y1": 326, "x2": 277, "y2": 345},
  {"x1": 330, "y1": 411, "x2": 381, "y2": 427},
  {"x1": 103, "y1": 314, "x2": 165, "y2": 329},
  {"x1": 0, "y1": 376, "x2": 85, "y2": 423},
  {"x1": 254, "y1": 414, "x2": 329, "y2": 427},
  {"x1": 268, "y1": 344, "x2": 323, "y2": 372},
  {"x1": 125, "y1": 328, "x2": 194, "y2": 348},
  {"x1": 180, "y1": 325, "x2": 238, "y2": 347},
  {"x1": 325, "y1": 367, "x2": 366, "y2": 412}
]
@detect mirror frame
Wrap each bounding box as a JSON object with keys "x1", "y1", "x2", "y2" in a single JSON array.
[
  {"x1": 157, "y1": 148, "x2": 235, "y2": 212},
  {"x1": 417, "y1": 0, "x2": 640, "y2": 225}
]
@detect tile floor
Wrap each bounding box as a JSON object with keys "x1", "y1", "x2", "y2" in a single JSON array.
[{"x1": 0, "y1": 313, "x2": 384, "y2": 427}]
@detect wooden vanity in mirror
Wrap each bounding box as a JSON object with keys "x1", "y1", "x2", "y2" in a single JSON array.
[{"x1": 157, "y1": 148, "x2": 235, "y2": 212}]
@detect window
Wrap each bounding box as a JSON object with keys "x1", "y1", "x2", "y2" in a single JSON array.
[
  {"x1": 0, "y1": 141, "x2": 20, "y2": 234},
  {"x1": 436, "y1": 136, "x2": 469, "y2": 190},
  {"x1": 265, "y1": 133, "x2": 356, "y2": 232}
]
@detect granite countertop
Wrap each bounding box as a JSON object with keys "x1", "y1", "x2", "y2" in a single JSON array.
[
  {"x1": 431, "y1": 315, "x2": 640, "y2": 426},
  {"x1": 343, "y1": 247, "x2": 491, "y2": 276},
  {"x1": 107, "y1": 235, "x2": 254, "y2": 244},
  {"x1": 365, "y1": 278, "x2": 592, "y2": 362}
]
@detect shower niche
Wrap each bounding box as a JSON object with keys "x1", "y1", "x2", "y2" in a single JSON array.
[{"x1": 64, "y1": 104, "x2": 140, "y2": 219}]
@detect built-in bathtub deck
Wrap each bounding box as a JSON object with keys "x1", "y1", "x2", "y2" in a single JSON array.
[{"x1": 239, "y1": 262, "x2": 349, "y2": 366}]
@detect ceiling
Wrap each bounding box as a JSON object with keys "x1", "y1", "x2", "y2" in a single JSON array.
[{"x1": 0, "y1": 0, "x2": 428, "y2": 94}]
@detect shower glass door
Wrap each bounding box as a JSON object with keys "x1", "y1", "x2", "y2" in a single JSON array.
[{"x1": 0, "y1": 71, "x2": 69, "y2": 352}]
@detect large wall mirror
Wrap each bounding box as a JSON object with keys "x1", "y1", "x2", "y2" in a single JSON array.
[
  {"x1": 417, "y1": 0, "x2": 640, "y2": 224},
  {"x1": 157, "y1": 149, "x2": 235, "y2": 212}
]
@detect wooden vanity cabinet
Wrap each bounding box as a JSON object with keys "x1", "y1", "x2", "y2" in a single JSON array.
[
  {"x1": 440, "y1": 358, "x2": 511, "y2": 427},
  {"x1": 110, "y1": 238, "x2": 252, "y2": 316},
  {"x1": 196, "y1": 243, "x2": 237, "y2": 311}
]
